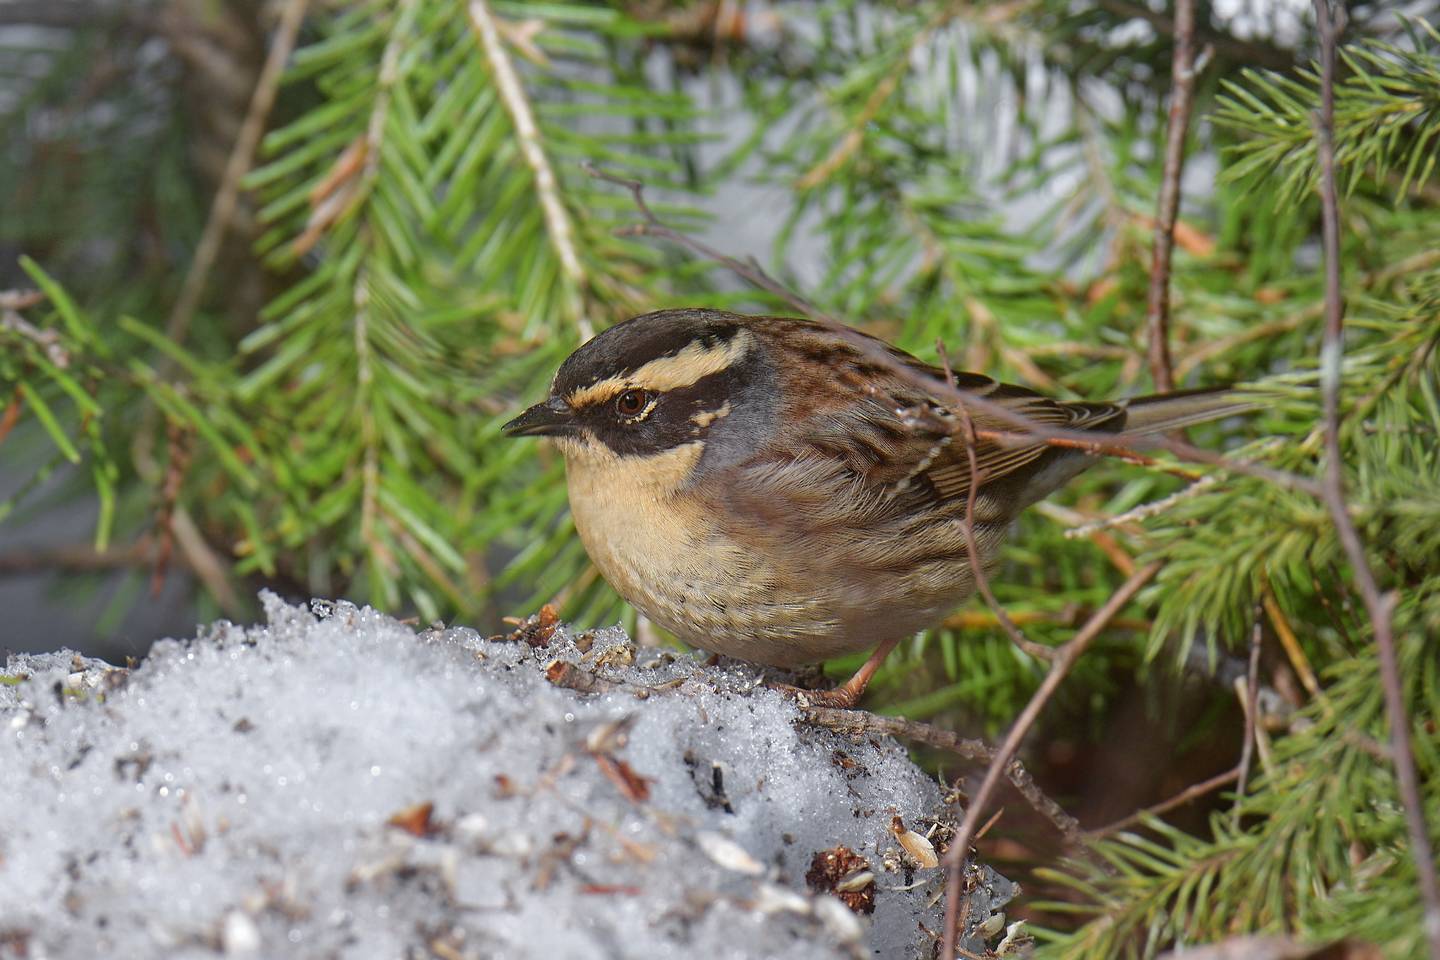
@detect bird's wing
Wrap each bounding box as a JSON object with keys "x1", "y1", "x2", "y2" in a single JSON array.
[
  {"x1": 739, "y1": 319, "x2": 1126, "y2": 519},
  {"x1": 804, "y1": 350, "x2": 1125, "y2": 513}
]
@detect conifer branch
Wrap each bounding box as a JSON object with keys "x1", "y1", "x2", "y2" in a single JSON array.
[
  {"x1": 1311, "y1": 3, "x2": 1440, "y2": 954},
  {"x1": 469, "y1": 0, "x2": 592, "y2": 341},
  {"x1": 353, "y1": 0, "x2": 417, "y2": 584}
]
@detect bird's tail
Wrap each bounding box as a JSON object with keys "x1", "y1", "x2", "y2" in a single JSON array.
[{"x1": 1119, "y1": 387, "x2": 1265, "y2": 439}]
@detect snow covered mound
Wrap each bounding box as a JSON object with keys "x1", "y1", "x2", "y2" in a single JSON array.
[{"x1": 0, "y1": 594, "x2": 1012, "y2": 959}]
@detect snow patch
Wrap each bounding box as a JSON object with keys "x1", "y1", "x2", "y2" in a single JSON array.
[{"x1": 1, "y1": 594, "x2": 1012, "y2": 958}]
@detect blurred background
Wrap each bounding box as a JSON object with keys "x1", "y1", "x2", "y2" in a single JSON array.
[{"x1": 3, "y1": 2, "x2": 1439, "y2": 955}]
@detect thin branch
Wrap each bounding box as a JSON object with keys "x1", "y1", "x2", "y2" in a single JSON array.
[
  {"x1": 3, "y1": 290, "x2": 69, "y2": 368},
  {"x1": 1144, "y1": 0, "x2": 1203, "y2": 392},
  {"x1": 947, "y1": 354, "x2": 1058, "y2": 663},
  {"x1": 1084, "y1": 767, "x2": 1240, "y2": 840},
  {"x1": 164, "y1": 0, "x2": 311, "y2": 347},
  {"x1": 0, "y1": 1, "x2": 159, "y2": 32},
  {"x1": 469, "y1": 0, "x2": 592, "y2": 341},
  {"x1": 935, "y1": 340, "x2": 1057, "y2": 661},
  {"x1": 1312, "y1": 3, "x2": 1440, "y2": 955},
  {"x1": 1233, "y1": 602, "x2": 1264, "y2": 824},
  {"x1": 1062, "y1": 474, "x2": 1218, "y2": 539},
  {"x1": 939, "y1": 561, "x2": 1163, "y2": 958},
  {"x1": 797, "y1": 707, "x2": 1080, "y2": 844},
  {"x1": 170, "y1": 508, "x2": 242, "y2": 614},
  {"x1": 0, "y1": 540, "x2": 153, "y2": 575}
]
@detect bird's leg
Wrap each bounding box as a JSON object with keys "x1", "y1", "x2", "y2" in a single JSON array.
[{"x1": 771, "y1": 636, "x2": 903, "y2": 710}]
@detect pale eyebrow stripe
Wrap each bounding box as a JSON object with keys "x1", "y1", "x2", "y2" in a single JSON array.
[{"x1": 567, "y1": 330, "x2": 753, "y2": 408}]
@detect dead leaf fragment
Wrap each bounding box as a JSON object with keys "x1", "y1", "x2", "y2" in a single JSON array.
[
  {"x1": 593, "y1": 753, "x2": 652, "y2": 804},
  {"x1": 386, "y1": 801, "x2": 436, "y2": 837},
  {"x1": 509, "y1": 603, "x2": 560, "y2": 647},
  {"x1": 696, "y1": 831, "x2": 764, "y2": 875},
  {"x1": 890, "y1": 815, "x2": 939, "y2": 869}
]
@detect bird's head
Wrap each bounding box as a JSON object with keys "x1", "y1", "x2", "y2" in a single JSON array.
[{"x1": 502, "y1": 309, "x2": 777, "y2": 484}]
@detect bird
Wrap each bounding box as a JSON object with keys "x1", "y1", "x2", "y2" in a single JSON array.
[{"x1": 502, "y1": 308, "x2": 1256, "y2": 708}]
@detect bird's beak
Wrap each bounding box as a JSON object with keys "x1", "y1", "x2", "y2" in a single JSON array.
[{"x1": 502, "y1": 397, "x2": 576, "y2": 438}]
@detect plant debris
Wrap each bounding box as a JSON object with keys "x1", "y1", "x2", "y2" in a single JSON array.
[{"x1": 805, "y1": 846, "x2": 876, "y2": 915}]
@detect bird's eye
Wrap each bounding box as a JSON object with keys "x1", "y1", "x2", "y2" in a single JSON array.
[{"x1": 615, "y1": 389, "x2": 648, "y2": 417}]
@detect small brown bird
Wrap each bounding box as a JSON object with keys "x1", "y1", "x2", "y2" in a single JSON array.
[{"x1": 504, "y1": 309, "x2": 1253, "y2": 707}]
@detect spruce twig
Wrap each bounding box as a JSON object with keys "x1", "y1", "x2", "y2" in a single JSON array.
[{"x1": 469, "y1": 0, "x2": 592, "y2": 341}]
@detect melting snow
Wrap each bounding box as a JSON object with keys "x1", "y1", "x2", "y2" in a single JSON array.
[{"x1": 0, "y1": 593, "x2": 1012, "y2": 958}]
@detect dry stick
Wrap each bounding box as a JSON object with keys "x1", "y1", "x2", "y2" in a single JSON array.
[
  {"x1": 939, "y1": 561, "x2": 1162, "y2": 958},
  {"x1": 164, "y1": 0, "x2": 310, "y2": 347},
  {"x1": 1312, "y1": 4, "x2": 1440, "y2": 955},
  {"x1": 1144, "y1": 0, "x2": 1201, "y2": 393},
  {"x1": 584, "y1": 164, "x2": 1323, "y2": 499},
  {"x1": 797, "y1": 706, "x2": 1080, "y2": 843},
  {"x1": 0, "y1": 539, "x2": 154, "y2": 575},
  {"x1": 469, "y1": 0, "x2": 592, "y2": 341},
  {"x1": 1232, "y1": 602, "x2": 1264, "y2": 826},
  {"x1": 1084, "y1": 767, "x2": 1240, "y2": 840}
]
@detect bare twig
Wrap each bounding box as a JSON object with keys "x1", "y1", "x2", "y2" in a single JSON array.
[
  {"x1": 173, "y1": 508, "x2": 242, "y2": 614},
  {"x1": 938, "y1": 341, "x2": 1058, "y2": 663},
  {"x1": 0, "y1": 539, "x2": 153, "y2": 575},
  {"x1": 1312, "y1": 3, "x2": 1440, "y2": 954},
  {"x1": 939, "y1": 561, "x2": 1162, "y2": 957},
  {"x1": 1233, "y1": 602, "x2": 1264, "y2": 824},
  {"x1": 798, "y1": 706, "x2": 1080, "y2": 843},
  {"x1": 164, "y1": 0, "x2": 310, "y2": 347},
  {"x1": 469, "y1": 1, "x2": 592, "y2": 341},
  {"x1": 1144, "y1": 0, "x2": 1205, "y2": 393},
  {"x1": 1267, "y1": 587, "x2": 1319, "y2": 705},
  {"x1": 2, "y1": 290, "x2": 69, "y2": 369},
  {"x1": 1085, "y1": 767, "x2": 1240, "y2": 839},
  {"x1": 150, "y1": 421, "x2": 191, "y2": 598},
  {"x1": 1062, "y1": 474, "x2": 1218, "y2": 539}
]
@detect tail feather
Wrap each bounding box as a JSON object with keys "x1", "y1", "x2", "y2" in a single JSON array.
[{"x1": 1119, "y1": 387, "x2": 1263, "y2": 438}]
